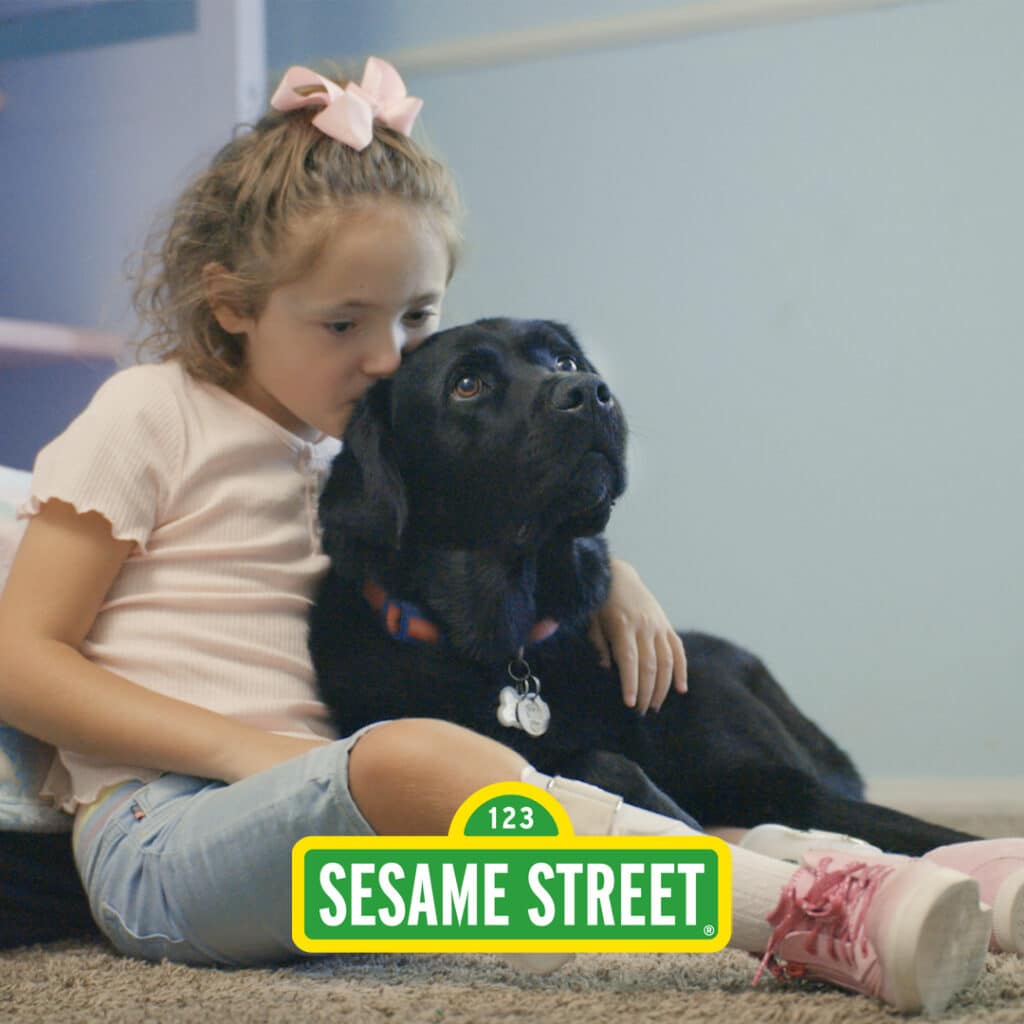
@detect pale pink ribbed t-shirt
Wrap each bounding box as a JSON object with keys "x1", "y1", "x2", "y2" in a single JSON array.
[{"x1": 19, "y1": 360, "x2": 342, "y2": 811}]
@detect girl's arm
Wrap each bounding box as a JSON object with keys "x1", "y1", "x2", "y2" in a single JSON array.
[
  {"x1": 588, "y1": 558, "x2": 688, "y2": 716},
  {"x1": 0, "y1": 499, "x2": 327, "y2": 785}
]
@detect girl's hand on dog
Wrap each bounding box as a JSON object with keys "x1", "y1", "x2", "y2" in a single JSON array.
[{"x1": 587, "y1": 559, "x2": 688, "y2": 715}]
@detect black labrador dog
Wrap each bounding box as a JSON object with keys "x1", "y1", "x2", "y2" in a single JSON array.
[{"x1": 310, "y1": 317, "x2": 977, "y2": 856}]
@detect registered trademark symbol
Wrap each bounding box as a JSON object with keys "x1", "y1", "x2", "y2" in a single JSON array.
[{"x1": 703, "y1": 924, "x2": 716, "y2": 936}]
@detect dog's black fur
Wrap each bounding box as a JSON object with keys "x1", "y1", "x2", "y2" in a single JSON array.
[{"x1": 311, "y1": 318, "x2": 977, "y2": 856}]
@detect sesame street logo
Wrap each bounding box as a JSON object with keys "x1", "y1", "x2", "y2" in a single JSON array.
[{"x1": 292, "y1": 782, "x2": 730, "y2": 953}]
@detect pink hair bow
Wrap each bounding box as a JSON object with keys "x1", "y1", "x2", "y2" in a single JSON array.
[{"x1": 270, "y1": 58, "x2": 423, "y2": 151}]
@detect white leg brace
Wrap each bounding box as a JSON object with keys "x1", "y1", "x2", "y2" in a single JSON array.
[{"x1": 520, "y1": 764, "x2": 795, "y2": 953}]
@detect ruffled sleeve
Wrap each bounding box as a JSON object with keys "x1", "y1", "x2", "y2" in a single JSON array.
[{"x1": 18, "y1": 363, "x2": 185, "y2": 553}]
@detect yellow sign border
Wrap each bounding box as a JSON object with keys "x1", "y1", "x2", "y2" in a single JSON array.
[{"x1": 292, "y1": 782, "x2": 732, "y2": 953}]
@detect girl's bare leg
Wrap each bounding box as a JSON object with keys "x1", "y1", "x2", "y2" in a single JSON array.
[{"x1": 347, "y1": 718, "x2": 528, "y2": 835}]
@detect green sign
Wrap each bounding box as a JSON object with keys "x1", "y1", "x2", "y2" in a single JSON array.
[{"x1": 293, "y1": 783, "x2": 731, "y2": 953}]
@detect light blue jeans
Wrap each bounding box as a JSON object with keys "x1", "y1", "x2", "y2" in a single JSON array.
[{"x1": 73, "y1": 729, "x2": 378, "y2": 966}]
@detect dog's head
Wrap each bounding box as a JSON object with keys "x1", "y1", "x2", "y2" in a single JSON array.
[{"x1": 320, "y1": 318, "x2": 627, "y2": 572}]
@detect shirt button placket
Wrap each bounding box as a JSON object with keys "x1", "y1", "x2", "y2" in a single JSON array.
[{"x1": 298, "y1": 446, "x2": 318, "y2": 550}]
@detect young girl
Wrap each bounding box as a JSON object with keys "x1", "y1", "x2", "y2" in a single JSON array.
[{"x1": 0, "y1": 59, "x2": 1011, "y2": 1015}]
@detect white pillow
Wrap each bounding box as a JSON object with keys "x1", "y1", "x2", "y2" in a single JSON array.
[
  {"x1": 0, "y1": 464, "x2": 32, "y2": 517},
  {"x1": 0, "y1": 465, "x2": 72, "y2": 831}
]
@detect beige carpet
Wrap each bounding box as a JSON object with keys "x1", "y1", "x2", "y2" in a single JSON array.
[{"x1": 2, "y1": 785, "x2": 1022, "y2": 1024}]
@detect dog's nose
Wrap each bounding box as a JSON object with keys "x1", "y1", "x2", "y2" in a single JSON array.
[{"x1": 550, "y1": 375, "x2": 614, "y2": 414}]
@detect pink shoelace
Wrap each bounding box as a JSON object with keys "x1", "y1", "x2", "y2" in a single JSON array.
[{"x1": 753, "y1": 856, "x2": 895, "y2": 986}]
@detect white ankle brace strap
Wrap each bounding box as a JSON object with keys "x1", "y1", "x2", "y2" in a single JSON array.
[{"x1": 543, "y1": 776, "x2": 624, "y2": 835}]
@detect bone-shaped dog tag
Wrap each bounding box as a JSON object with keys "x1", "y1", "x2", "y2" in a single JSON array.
[
  {"x1": 498, "y1": 656, "x2": 551, "y2": 737},
  {"x1": 497, "y1": 686, "x2": 521, "y2": 729},
  {"x1": 496, "y1": 685, "x2": 550, "y2": 737}
]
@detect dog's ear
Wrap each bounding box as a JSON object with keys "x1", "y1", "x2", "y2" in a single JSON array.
[{"x1": 319, "y1": 382, "x2": 407, "y2": 564}]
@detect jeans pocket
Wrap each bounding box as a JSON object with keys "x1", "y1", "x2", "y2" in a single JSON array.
[
  {"x1": 122, "y1": 775, "x2": 217, "y2": 850},
  {"x1": 98, "y1": 900, "x2": 210, "y2": 964}
]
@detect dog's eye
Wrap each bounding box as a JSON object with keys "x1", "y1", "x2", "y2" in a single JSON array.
[
  {"x1": 453, "y1": 375, "x2": 483, "y2": 399},
  {"x1": 555, "y1": 355, "x2": 579, "y2": 373}
]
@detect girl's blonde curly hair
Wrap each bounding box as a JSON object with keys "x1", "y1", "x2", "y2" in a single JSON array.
[{"x1": 130, "y1": 69, "x2": 462, "y2": 387}]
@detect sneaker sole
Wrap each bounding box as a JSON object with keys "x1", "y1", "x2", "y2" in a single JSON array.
[
  {"x1": 502, "y1": 952, "x2": 575, "y2": 975},
  {"x1": 740, "y1": 824, "x2": 882, "y2": 863},
  {"x1": 992, "y1": 866, "x2": 1024, "y2": 954},
  {"x1": 883, "y1": 868, "x2": 991, "y2": 1014}
]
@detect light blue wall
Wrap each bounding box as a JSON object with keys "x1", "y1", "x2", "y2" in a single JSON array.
[
  {"x1": 271, "y1": 0, "x2": 1024, "y2": 778},
  {"x1": 266, "y1": 0, "x2": 696, "y2": 66}
]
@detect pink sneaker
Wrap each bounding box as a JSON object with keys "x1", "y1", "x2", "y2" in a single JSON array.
[
  {"x1": 754, "y1": 851, "x2": 991, "y2": 1014},
  {"x1": 923, "y1": 839, "x2": 1024, "y2": 954}
]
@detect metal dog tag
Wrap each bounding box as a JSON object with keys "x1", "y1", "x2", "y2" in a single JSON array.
[
  {"x1": 497, "y1": 685, "x2": 550, "y2": 737},
  {"x1": 515, "y1": 691, "x2": 551, "y2": 736},
  {"x1": 497, "y1": 656, "x2": 550, "y2": 737}
]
